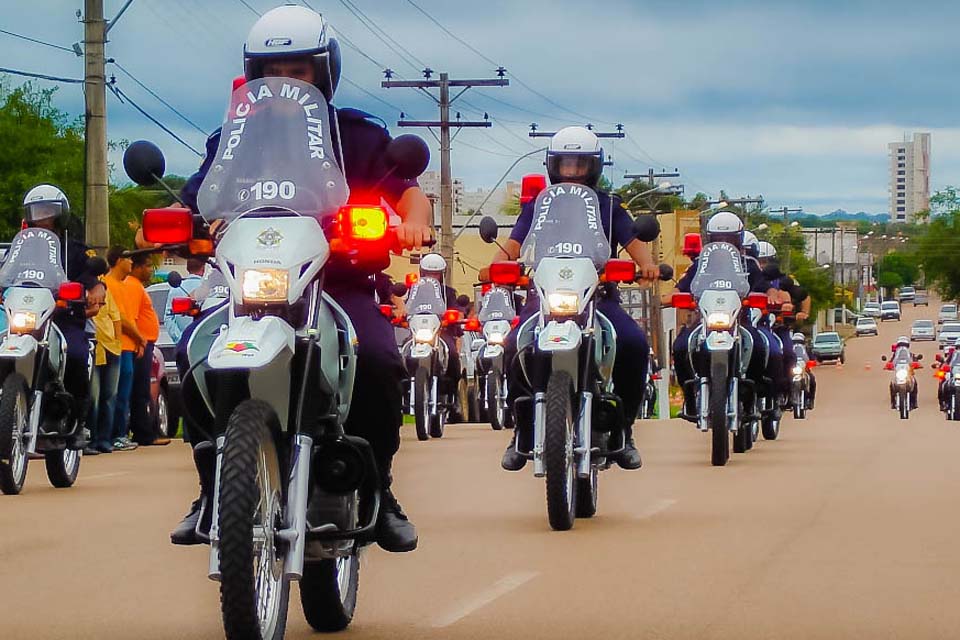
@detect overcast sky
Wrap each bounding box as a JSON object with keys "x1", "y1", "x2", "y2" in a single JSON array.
[{"x1": 3, "y1": 0, "x2": 958, "y2": 214}]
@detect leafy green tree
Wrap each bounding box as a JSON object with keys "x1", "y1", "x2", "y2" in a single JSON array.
[
  {"x1": 919, "y1": 206, "x2": 960, "y2": 300},
  {"x1": 499, "y1": 192, "x2": 521, "y2": 216},
  {"x1": 877, "y1": 251, "x2": 920, "y2": 287}
]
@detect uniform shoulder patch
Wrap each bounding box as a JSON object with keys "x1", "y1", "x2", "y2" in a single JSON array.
[{"x1": 86, "y1": 249, "x2": 98, "y2": 258}]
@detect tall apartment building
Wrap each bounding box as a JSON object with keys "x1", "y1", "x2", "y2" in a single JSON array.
[{"x1": 888, "y1": 133, "x2": 930, "y2": 222}]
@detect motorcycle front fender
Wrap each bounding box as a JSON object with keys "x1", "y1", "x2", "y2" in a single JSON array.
[
  {"x1": 410, "y1": 342, "x2": 433, "y2": 360},
  {"x1": 537, "y1": 319, "x2": 581, "y2": 353},
  {"x1": 207, "y1": 315, "x2": 295, "y2": 370},
  {"x1": 0, "y1": 333, "x2": 38, "y2": 359}
]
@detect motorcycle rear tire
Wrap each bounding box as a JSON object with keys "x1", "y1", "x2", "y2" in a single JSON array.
[
  {"x1": 544, "y1": 371, "x2": 577, "y2": 530},
  {"x1": 761, "y1": 413, "x2": 780, "y2": 440},
  {"x1": 45, "y1": 448, "x2": 81, "y2": 489},
  {"x1": 733, "y1": 417, "x2": 750, "y2": 453},
  {"x1": 709, "y1": 357, "x2": 730, "y2": 467},
  {"x1": 487, "y1": 374, "x2": 504, "y2": 431},
  {"x1": 0, "y1": 373, "x2": 29, "y2": 495},
  {"x1": 575, "y1": 466, "x2": 598, "y2": 518},
  {"x1": 218, "y1": 400, "x2": 290, "y2": 640},
  {"x1": 953, "y1": 391, "x2": 960, "y2": 421},
  {"x1": 414, "y1": 368, "x2": 430, "y2": 441},
  {"x1": 467, "y1": 377, "x2": 480, "y2": 423},
  {"x1": 794, "y1": 390, "x2": 806, "y2": 420},
  {"x1": 300, "y1": 555, "x2": 361, "y2": 632}
]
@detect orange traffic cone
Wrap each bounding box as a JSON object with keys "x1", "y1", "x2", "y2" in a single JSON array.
[{"x1": 865, "y1": 361, "x2": 872, "y2": 371}]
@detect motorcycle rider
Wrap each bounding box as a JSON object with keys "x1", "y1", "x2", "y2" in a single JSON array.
[
  {"x1": 672, "y1": 211, "x2": 784, "y2": 419},
  {"x1": 888, "y1": 335, "x2": 919, "y2": 410},
  {"x1": 407, "y1": 253, "x2": 462, "y2": 405},
  {"x1": 792, "y1": 332, "x2": 816, "y2": 409},
  {"x1": 168, "y1": 5, "x2": 433, "y2": 552},
  {"x1": 20, "y1": 185, "x2": 106, "y2": 449},
  {"x1": 489, "y1": 126, "x2": 660, "y2": 471}
]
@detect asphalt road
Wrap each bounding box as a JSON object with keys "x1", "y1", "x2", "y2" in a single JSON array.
[{"x1": 2, "y1": 299, "x2": 959, "y2": 639}]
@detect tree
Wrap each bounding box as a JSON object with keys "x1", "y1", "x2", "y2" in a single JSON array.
[
  {"x1": 919, "y1": 207, "x2": 960, "y2": 299},
  {"x1": 877, "y1": 252, "x2": 920, "y2": 287},
  {"x1": 499, "y1": 192, "x2": 521, "y2": 216}
]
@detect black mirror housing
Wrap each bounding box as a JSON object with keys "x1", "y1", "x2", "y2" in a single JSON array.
[
  {"x1": 167, "y1": 271, "x2": 183, "y2": 289},
  {"x1": 386, "y1": 134, "x2": 430, "y2": 180},
  {"x1": 123, "y1": 140, "x2": 166, "y2": 186},
  {"x1": 479, "y1": 216, "x2": 499, "y2": 244},
  {"x1": 632, "y1": 215, "x2": 660, "y2": 243}
]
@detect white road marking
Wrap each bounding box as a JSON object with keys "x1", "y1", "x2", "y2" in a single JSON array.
[
  {"x1": 431, "y1": 570, "x2": 539, "y2": 628},
  {"x1": 82, "y1": 472, "x2": 130, "y2": 481},
  {"x1": 634, "y1": 498, "x2": 677, "y2": 520}
]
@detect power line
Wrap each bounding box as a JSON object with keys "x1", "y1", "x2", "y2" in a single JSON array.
[
  {"x1": 235, "y1": 0, "x2": 262, "y2": 16},
  {"x1": 110, "y1": 61, "x2": 207, "y2": 135},
  {"x1": 108, "y1": 82, "x2": 202, "y2": 156},
  {"x1": 0, "y1": 66, "x2": 83, "y2": 84},
  {"x1": 0, "y1": 28, "x2": 77, "y2": 55},
  {"x1": 334, "y1": 0, "x2": 425, "y2": 74},
  {"x1": 403, "y1": 0, "x2": 497, "y2": 67},
  {"x1": 341, "y1": 75, "x2": 403, "y2": 114}
]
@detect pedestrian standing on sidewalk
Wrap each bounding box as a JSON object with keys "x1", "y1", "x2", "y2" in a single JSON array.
[
  {"x1": 127, "y1": 253, "x2": 170, "y2": 446},
  {"x1": 86, "y1": 276, "x2": 123, "y2": 454}
]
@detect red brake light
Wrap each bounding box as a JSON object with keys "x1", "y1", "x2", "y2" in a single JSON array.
[
  {"x1": 603, "y1": 259, "x2": 636, "y2": 283},
  {"x1": 337, "y1": 205, "x2": 388, "y2": 241},
  {"x1": 464, "y1": 318, "x2": 481, "y2": 332},
  {"x1": 671, "y1": 292, "x2": 696, "y2": 309},
  {"x1": 806, "y1": 359, "x2": 817, "y2": 370},
  {"x1": 442, "y1": 309, "x2": 462, "y2": 325},
  {"x1": 170, "y1": 297, "x2": 197, "y2": 315},
  {"x1": 520, "y1": 174, "x2": 547, "y2": 205},
  {"x1": 745, "y1": 293, "x2": 768, "y2": 311},
  {"x1": 58, "y1": 282, "x2": 83, "y2": 301},
  {"x1": 884, "y1": 362, "x2": 894, "y2": 370},
  {"x1": 142, "y1": 208, "x2": 193, "y2": 244},
  {"x1": 405, "y1": 272, "x2": 419, "y2": 287},
  {"x1": 379, "y1": 304, "x2": 393, "y2": 319},
  {"x1": 490, "y1": 261, "x2": 521, "y2": 285}
]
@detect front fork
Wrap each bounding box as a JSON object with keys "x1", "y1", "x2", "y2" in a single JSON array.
[{"x1": 531, "y1": 389, "x2": 593, "y2": 479}]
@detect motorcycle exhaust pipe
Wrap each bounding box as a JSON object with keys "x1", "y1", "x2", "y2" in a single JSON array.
[{"x1": 281, "y1": 434, "x2": 313, "y2": 580}]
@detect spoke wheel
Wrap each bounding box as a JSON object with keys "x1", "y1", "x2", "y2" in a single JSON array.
[
  {"x1": 544, "y1": 371, "x2": 576, "y2": 530},
  {"x1": 487, "y1": 373, "x2": 504, "y2": 430},
  {"x1": 218, "y1": 400, "x2": 289, "y2": 640},
  {"x1": 413, "y1": 368, "x2": 430, "y2": 441},
  {"x1": 709, "y1": 355, "x2": 730, "y2": 467},
  {"x1": 0, "y1": 374, "x2": 30, "y2": 495}
]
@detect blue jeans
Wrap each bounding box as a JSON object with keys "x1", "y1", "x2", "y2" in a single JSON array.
[
  {"x1": 112, "y1": 351, "x2": 135, "y2": 442},
  {"x1": 89, "y1": 351, "x2": 120, "y2": 448}
]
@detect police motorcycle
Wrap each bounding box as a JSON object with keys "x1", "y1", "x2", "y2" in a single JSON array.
[
  {"x1": 934, "y1": 341, "x2": 960, "y2": 420},
  {"x1": 477, "y1": 184, "x2": 667, "y2": 531},
  {"x1": 669, "y1": 242, "x2": 771, "y2": 466},
  {"x1": 467, "y1": 281, "x2": 517, "y2": 430},
  {"x1": 401, "y1": 260, "x2": 463, "y2": 441},
  {"x1": 122, "y1": 76, "x2": 430, "y2": 638},
  {"x1": 882, "y1": 338, "x2": 921, "y2": 420},
  {"x1": 640, "y1": 354, "x2": 661, "y2": 420},
  {"x1": 790, "y1": 333, "x2": 815, "y2": 420},
  {"x1": 0, "y1": 228, "x2": 93, "y2": 494}
]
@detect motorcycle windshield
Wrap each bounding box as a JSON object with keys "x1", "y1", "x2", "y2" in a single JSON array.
[
  {"x1": 0, "y1": 228, "x2": 66, "y2": 290},
  {"x1": 690, "y1": 242, "x2": 750, "y2": 299},
  {"x1": 519, "y1": 183, "x2": 611, "y2": 270},
  {"x1": 478, "y1": 286, "x2": 516, "y2": 322},
  {"x1": 196, "y1": 77, "x2": 349, "y2": 223},
  {"x1": 406, "y1": 277, "x2": 446, "y2": 316},
  {"x1": 892, "y1": 348, "x2": 912, "y2": 365}
]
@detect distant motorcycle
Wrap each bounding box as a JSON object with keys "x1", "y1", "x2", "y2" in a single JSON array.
[
  {"x1": 469, "y1": 282, "x2": 517, "y2": 430},
  {"x1": 883, "y1": 349, "x2": 922, "y2": 419},
  {"x1": 934, "y1": 349, "x2": 960, "y2": 420},
  {"x1": 639, "y1": 354, "x2": 661, "y2": 420},
  {"x1": 790, "y1": 338, "x2": 816, "y2": 419}
]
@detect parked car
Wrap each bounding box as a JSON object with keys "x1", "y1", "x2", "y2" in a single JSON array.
[
  {"x1": 913, "y1": 290, "x2": 929, "y2": 306},
  {"x1": 880, "y1": 300, "x2": 902, "y2": 321},
  {"x1": 855, "y1": 316, "x2": 879, "y2": 336},
  {"x1": 938, "y1": 321, "x2": 960, "y2": 347},
  {"x1": 911, "y1": 319, "x2": 936, "y2": 341},
  {"x1": 149, "y1": 347, "x2": 172, "y2": 439},
  {"x1": 899, "y1": 286, "x2": 916, "y2": 303},
  {"x1": 862, "y1": 301, "x2": 881, "y2": 318},
  {"x1": 812, "y1": 331, "x2": 846, "y2": 364},
  {"x1": 938, "y1": 303, "x2": 958, "y2": 324},
  {"x1": 145, "y1": 283, "x2": 181, "y2": 437}
]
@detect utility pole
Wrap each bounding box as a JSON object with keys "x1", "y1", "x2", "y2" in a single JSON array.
[
  {"x1": 83, "y1": 0, "x2": 109, "y2": 252},
  {"x1": 383, "y1": 69, "x2": 509, "y2": 279},
  {"x1": 767, "y1": 206, "x2": 802, "y2": 273}
]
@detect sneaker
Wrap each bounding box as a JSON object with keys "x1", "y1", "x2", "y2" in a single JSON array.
[
  {"x1": 375, "y1": 488, "x2": 418, "y2": 552},
  {"x1": 113, "y1": 438, "x2": 138, "y2": 451}
]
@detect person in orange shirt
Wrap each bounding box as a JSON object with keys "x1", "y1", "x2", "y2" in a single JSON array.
[{"x1": 127, "y1": 253, "x2": 170, "y2": 447}]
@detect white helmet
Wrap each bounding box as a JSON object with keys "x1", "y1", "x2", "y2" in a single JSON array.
[
  {"x1": 546, "y1": 126, "x2": 603, "y2": 188},
  {"x1": 705, "y1": 211, "x2": 744, "y2": 248},
  {"x1": 23, "y1": 184, "x2": 69, "y2": 225},
  {"x1": 419, "y1": 253, "x2": 447, "y2": 279},
  {"x1": 792, "y1": 332, "x2": 805, "y2": 343},
  {"x1": 758, "y1": 241, "x2": 777, "y2": 259},
  {"x1": 896, "y1": 335, "x2": 910, "y2": 347},
  {"x1": 244, "y1": 5, "x2": 341, "y2": 101},
  {"x1": 742, "y1": 230, "x2": 759, "y2": 257}
]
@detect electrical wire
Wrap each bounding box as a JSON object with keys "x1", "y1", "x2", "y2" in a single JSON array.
[
  {"x1": 235, "y1": 0, "x2": 262, "y2": 16},
  {"x1": 334, "y1": 0, "x2": 425, "y2": 74},
  {"x1": 341, "y1": 74, "x2": 404, "y2": 113},
  {"x1": 0, "y1": 28, "x2": 77, "y2": 54},
  {"x1": 108, "y1": 82, "x2": 202, "y2": 156},
  {"x1": 110, "y1": 61, "x2": 208, "y2": 135},
  {"x1": 0, "y1": 67, "x2": 83, "y2": 84},
  {"x1": 403, "y1": 0, "x2": 497, "y2": 67}
]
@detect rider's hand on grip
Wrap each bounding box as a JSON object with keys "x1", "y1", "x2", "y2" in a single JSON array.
[{"x1": 395, "y1": 222, "x2": 435, "y2": 251}]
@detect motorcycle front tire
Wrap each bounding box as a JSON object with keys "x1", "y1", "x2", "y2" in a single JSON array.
[
  {"x1": 709, "y1": 354, "x2": 730, "y2": 467},
  {"x1": 0, "y1": 373, "x2": 29, "y2": 495},
  {"x1": 414, "y1": 368, "x2": 430, "y2": 441},
  {"x1": 544, "y1": 370, "x2": 577, "y2": 530}
]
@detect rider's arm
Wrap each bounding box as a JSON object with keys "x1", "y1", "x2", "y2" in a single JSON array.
[
  {"x1": 623, "y1": 238, "x2": 659, "y2": 280},
  {"x1": 611, "y1": 200, "x2": 658, "y2": 280},
  {"x1": 395, "y1": 187, "x2": 433, "y2": 248}
]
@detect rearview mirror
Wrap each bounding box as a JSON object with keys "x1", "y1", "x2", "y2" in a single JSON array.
[
  {"x1": 881, "y1": 355, "x2": 887, "y2": 361},
  {"x1": 123, "y1": 140, "x2": 166, "y2": 186},
  {"x1": 632, "y1": 215, "x2": 660, "y2": 243},
  {"x1": 479, "y1": 216, "x2": 499, "y2": 244},
  {"x1": 167, "y1": 271, "x2": 183, "y2": 289},
  {"x1": 456, "y1": 294, "x2": 471, "y2": 308},
  {"x1": 915, "y1": 353, "x2": 923, "y2": 361},
  {"x1": 386, "y1": 134, "x2": 430, "y2": 180},
  {"x1": 390, "y1": 282, "x2": 408, "y2": 298}
]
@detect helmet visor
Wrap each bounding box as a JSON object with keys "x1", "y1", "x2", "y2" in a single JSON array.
[
  {"x1": 707, "y1": 231, "x2": 742, "y2": 248},
  {"x1": 24, "y1": 202, "x2": 63, "y2": 223},
  {"x1": 546, "y1": 154, "x2": 600, "y2": 184}
]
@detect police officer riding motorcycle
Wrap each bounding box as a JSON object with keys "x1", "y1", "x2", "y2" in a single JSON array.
[
  {"x1": 486, "y1": 126, "x2": 660, "y2": 473},
  {"x1": 165, "y1": 6, "x2": 433, "y2": 565}
]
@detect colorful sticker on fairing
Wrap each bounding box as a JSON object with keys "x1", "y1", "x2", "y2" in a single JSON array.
[{"x1": 225, "y1": 341, "x2": 259, "y2": 354}]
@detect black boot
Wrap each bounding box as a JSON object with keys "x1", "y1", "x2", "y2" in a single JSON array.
[
  {"x1": 171, "y1": 441, "x2": 215, "y2": 546},
  {"x1": 501, "y1": 431, "x2": 527, "y2": 471},
  {"x1": 376, "y1": 463, "x2": 418, "y2": 553},
  {"x1": 613, "y1": 425, "x2": 642, "y2": 470}
]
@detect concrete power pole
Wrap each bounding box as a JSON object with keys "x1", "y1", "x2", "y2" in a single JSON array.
[
  {"x1": 383, "y1": 70, "x2": 508, "y2": 279},
  {"x1": 84, "y1": 0, "x2": 109, "y2": 251}
]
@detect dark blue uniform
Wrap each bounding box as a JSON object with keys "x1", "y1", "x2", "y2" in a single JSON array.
[
  {"x1": 505, "y1": 191, "x2": 651, "y2": 428},
  {"x1": 179, "y1": 107, "x2": 418, "y2": 471}
]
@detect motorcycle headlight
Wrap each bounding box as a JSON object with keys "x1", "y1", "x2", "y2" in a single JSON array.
[
  {"x1": 9, "y1": 311, "x2": 37, "y2": 334},
  {"x1": 547, "y1": 292, "x2": 579, "y2": 316},
  {"x1": 415, "y1": 328, "x2": 436, "y2": 343},
  {"x1": 483, "y1": 320, "x2": 511, "y2": 345},
  {"x1": 706, "y1": 311, "x2": 733, "y2": 330},
  {"x1": 791, "y1": 366, "x2": 803, "y2": 376},
  {"x1": 895, "y1": 369, "x2": 909, "y2": 383},
  {"x1": 409, "y1": 314, "x2": 440, "y2": 344},
  {"x1": 241, "y1": 268, "x2": 289, "y2": 304}
]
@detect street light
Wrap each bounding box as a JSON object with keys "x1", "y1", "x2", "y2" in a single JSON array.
[
  {"x1": 625, "y1": 181, "x2": 673, "y2": 208},
  {"x1": 757, "y1": 223, "x2": 769, "y2": 231},
  {"x1": 790, "y1": 221, "x2": 800, "y2": 228}
]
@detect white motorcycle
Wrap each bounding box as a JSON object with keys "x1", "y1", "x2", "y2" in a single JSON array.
[
  {"x1": 0, "y1": 228, "x2": 90, "y2": 494},
  {"x1": 123, "y1": 77, "x2": 429, "y2": 639},
  {"x1": 478, "y1": 183, "x2": 665, "y2": 531},
  {"x1": 469, "y1": 282, "x2": 516, "y2": 430}
]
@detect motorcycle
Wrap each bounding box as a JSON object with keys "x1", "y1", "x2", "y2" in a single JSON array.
[
  {"x1": 670, "y1": 242, "x2": 771, "y2": 466},
  {"x1": 0, "y1": 227, "x2": 91, "y2": 494},
  {"x1": 790, "y1": 338, "x2": 816, "y2": 419},
  {"x1": 122, "y1": 77, "x2": 430, "y2": 639},
  {"x1": 934, "y1": 349, "x2": 960, "y2": 420},
  {"x1": 401, "y1": 269, "x2": 463, "y2": 441},
  {"x1": 883, "y1": 349, "x2": 921, "y2": 420},
  {"x1": 477, "y1": 183, "x2": 667, "y2": 531},
  {"x1": 468, "y1": 281, "x2": 517, "y2": 430},
  {"x1": 639, "y1": 354, "x2": 661, "y2": 420}
]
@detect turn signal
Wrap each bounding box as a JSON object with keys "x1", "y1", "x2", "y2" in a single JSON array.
[
  {"x1": 379, "y1": 304, "x2": 394, "y2": 318},
  {"x1": 337, "y1": 205, "x2": 388, "y2": 241},
  {"x1": 884, "y1": 362, "x2": 894, "y2": 370},
  {"x1": 489, "y1": 261, "x2": 521, "y2": 285},
  {"x1": 405, "y1": 272, "x2": 419, "y2": 287},
  {"x1": 745, "y1": 293, "x2": 768, "y2": 311},
  {"x1": 805, "y1": 359, "x2": 817, "y2": 370},
  {"x1": 464, "y1": 317, "x2": 481, "y2": 332},
  {"x1": 603, "y1": 259, "x2": 636, "y2": 283},
  {"x1": 58, "y1": 282, "x2": 83, "y2": 301},
  {"x1": 442, "y1": 309, "x2": 462, "y2": 325},
  {"x1": 142, "y1": 208, "x2": 193, "y2": 244},
  {"x1": 171, "y1": 297, "x2": 197, "y2": 315},
  {"x1": 671, "y1": 292, "x2": 696, "y2": 309}
]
